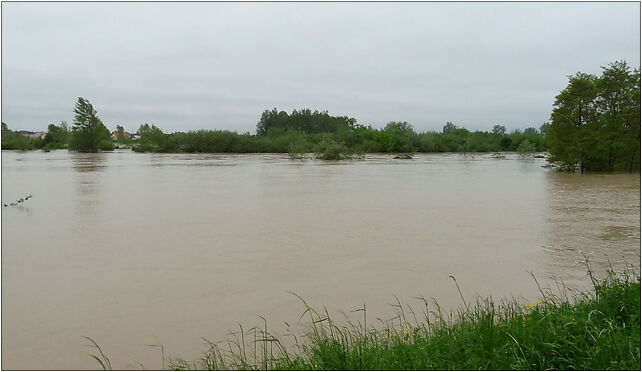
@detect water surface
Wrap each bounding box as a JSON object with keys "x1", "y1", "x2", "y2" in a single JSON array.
[{"x1": 2, "y1": 150, "x2": 639, "y2": 369}]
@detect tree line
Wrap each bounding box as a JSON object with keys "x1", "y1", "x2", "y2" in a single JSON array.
[
  {"x1": 130, "y1": 120, "x2": 547, "y2": 155},
  {"x1": 3, "y1": 61, "x2": 638, "y2": 171},
  {"x1": 2, "y1": 98, "x2": 548, "y2": 155}
]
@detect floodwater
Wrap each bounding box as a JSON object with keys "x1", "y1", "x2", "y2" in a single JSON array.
[{"x1": 2, "y1": 150, "x2": 640, "y2": 370}]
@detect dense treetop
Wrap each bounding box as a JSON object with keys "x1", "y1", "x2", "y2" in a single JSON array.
[
  {"x1": 68, "y1": 97, "x2": 113, "y2": 152},
  {"x1": 548, "y1": 61, "x2": 640, "y2": 172},
  {"x1": 256, "y1": 108, "x2": 357, "y2": 135}
]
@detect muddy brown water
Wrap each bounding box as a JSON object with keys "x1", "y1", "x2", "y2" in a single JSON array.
[{"x1": 2, "y1": 150, "x2": 640, "y2": 369}]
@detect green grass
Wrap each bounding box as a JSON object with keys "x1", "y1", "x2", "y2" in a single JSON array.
[{"x1": 165, "y1": 265, "x2": 640, "y2": 371}]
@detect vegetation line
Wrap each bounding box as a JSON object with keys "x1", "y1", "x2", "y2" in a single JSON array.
[{"x1": 3, "y1": 61, "x2": 638, "y2": 170}]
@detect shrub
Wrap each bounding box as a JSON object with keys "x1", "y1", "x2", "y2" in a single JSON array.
[
  {"x1": 517, "y1": 139, "x2": 537, "y2": 156},
  {"x1": 314, "y1": 136, "x2": 362, "y2": 160}
]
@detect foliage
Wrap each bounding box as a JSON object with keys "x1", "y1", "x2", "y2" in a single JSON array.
[
  {"x1": 256, "y1": 108, "x2": 356, "y2": 135},
  {"x1": 5, "y1": 103, "x2": 549, "y2": 156},
  {"x1": 499, "y1": 137, "x2": 513, "y2": 150},
  {"x1": 180, "y1": 130, "x2": 260, "y2": 153},
  {"x1": 517, "y1": 139, "x2": 537, "y2": 156},
  {"x1": 548, "y1": 61, "x2": 640, "y2": 172},
  {"x1": 373, "y1": 121, "x2": 415, "y2": 152},
  {"x1": 68, "y1": 97, "x2": 113, "y2": 152},
  {"x1": 43, "y1": 121, "x2": 70, "y2": 150},
  {"x1": 492, "y1": 124, "x2": 506, "y2": 135},
  {"x1": 442, "y1": 121, "x2": 458, "y2": 134},
  {"x1": 384, "y1": 121, "x2": 414, "y2": 134},
  {"x1": 288, "y1": 136, "x2": 311, "y2": 159},
  {"x1": 129, "y1": 119, "x2": 547, "y2": 156},
  {"x1": 1, "y1": 122, "x2": 37, "y2": 150},
  {"x1": 132, "y1": 124, "x2": 175, "y2": 152},
  {"x1": 314, "y1": 135, "x2": 363, "y2": 160}
]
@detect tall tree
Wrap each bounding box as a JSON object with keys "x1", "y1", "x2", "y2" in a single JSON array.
[
  {"x1": 68, "y1": 97, "x2": 112, "y2": 152},
  {"x1": 442, "y1": 121, "x2": 458, "y2": 134},
  {"x1": 548, "y1": 61, "x2": 640, "y2": 172}
]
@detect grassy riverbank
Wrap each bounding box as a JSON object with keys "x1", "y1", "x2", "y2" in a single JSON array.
[
  {"x1": 164, "y1": 266, "x2": 640, "y2": 371},
  {"x1": 158, "y1": 266, "x2": 640, "y2": 370}
]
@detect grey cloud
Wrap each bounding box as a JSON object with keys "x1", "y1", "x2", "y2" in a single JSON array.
[{"x1": 2, "y1": 2, "x2": 639, "y2": 133}]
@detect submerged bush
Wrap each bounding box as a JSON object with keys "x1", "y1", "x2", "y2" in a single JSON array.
[
  {"x1": 287, "y1": 137, "x2": 311, "y2": 159},
  {"x1": 517, "y1": 139, "x2": 537, "y2": 157},
  {"x1": 314, "y1": 136, "x2": 363, "y2": 160}
]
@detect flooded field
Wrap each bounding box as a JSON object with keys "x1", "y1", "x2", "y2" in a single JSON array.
[{"x1": 2, "y1": 150, "x2": 639, "y2": 369}]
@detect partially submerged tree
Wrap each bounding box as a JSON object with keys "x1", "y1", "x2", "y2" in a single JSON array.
[
  {"x1": 517, "y1": 139, "x2": 537, "y2": 157},
  {"x1": 548, "y1": 61, "x2": 640, "y2": 172}
]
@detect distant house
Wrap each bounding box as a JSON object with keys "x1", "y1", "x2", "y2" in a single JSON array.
[
  {"x1": 111, "y1": 131, "x2": 131, "y2": 140},
  {"x1": 21, "y1": 132, "x2": 46, "y2": 140}
]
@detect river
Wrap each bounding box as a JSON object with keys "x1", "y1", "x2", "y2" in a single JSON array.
[{"x1": 2, "y1": 150, "x2": 639, "y2": 369}]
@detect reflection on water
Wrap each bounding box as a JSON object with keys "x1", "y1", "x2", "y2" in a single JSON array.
[
  {"x1": 1, "y1": 205, "x2": 33, "y2": 216},
  {"x1": 71, "y1": 152, "x2": 106, "y2": 173},
  {"x1": 1, "y1": 150, "x2": 639, "y2": 370},
  {"x1": 71, "y1": 153, "x2": 106, "y2": 217}
]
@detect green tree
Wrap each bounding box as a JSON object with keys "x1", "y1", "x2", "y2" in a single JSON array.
[
  {"x1": 442, "y1": 121, "x2": 458, "y2": 134},
  {"x1": 594, "y1": 61, "x2": 640, "y2": 172},
  {"x1": 43, "y1": 121, "x2": 70, "y2": 150},
  {"x1": 548, "y1": 61, "x2": 640, "y2": 172},
  {"x1": 256, "y1": 108, "x2": 354, "y2": 135},
  {"x1": 499, "y1": 137, "x2": 513, "y2": 150},
  {"x1": 133, "y1": 123, "x2": 174, "y2": 152},
  {"x1": 68, "y1": 97, "x2": 112, "y2": 152},
  {"x1": 384, "y1": 121, "x2": 414, "y2": 134},
  {"x1": 517, "y1": 139, "x2": 536, "y2": 156},
  {"x1": 548, "y1": 72, "x2": 598, "y2": 171},
  {"x1": 314, "y1": 134, "x2": 361, "y2": 160}
]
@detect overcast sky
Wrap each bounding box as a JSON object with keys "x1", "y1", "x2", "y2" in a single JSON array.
[{"x1": 2, "y1": 2, "x2": 640, "y2": 133}]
